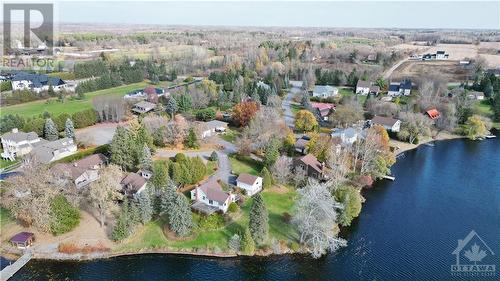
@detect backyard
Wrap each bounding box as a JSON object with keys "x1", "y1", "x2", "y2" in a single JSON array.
[{"x1": 229, "y1": 154, "x2": 263, "y2": 176}]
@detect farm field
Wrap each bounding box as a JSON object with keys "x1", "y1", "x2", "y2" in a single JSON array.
[
  {"x1": 0, "y1": 82, "x2": 151, "y2": 118},
  {"x1": 391, "y1": 60, "x2": 470, "y2": 82}
]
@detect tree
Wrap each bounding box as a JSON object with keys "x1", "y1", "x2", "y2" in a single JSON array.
[
  {"x1": 50, "y1": 195, "x2": 80, "y2": 235},
  {"x1": 249, "y1": 194, "x2": 269, "y2": 245},
  {"x1": 151, "y1": 160, "x2": 169, "y2": 192},
  {"x1": 241, "y1": 227, "x2": 255, "y2": 255},
  {"x1": 271, "y1": 156, "x2": 292, "y2": 184},
  {"x1": 295, "y1": 110, "x2": 318, "y2": 132},
  {"x1": 185, "y1": 128, "x2": 199, "y2": 149},
  {"x1": 261, "y1": 167, "x2": 272, "y2": 189},
  {"x1": 263, "y1": 137, "x2": 281, "y2": 167},
  {"x1": 398, "y1": 112, "x2": 432, "y2": 144},
  {"x1": 166, "y1": 97, "x2": 178, "y2": 118},
  {"x1": 228, "y1": 234, "x2": 241, "y2": 253},
  {"x1": 110, "y1": 126, "x2": 137, "y2": 170},
  {"x1": 329, "y1": 104, "x2": 363, "y2": 128},
  {"x1": 334, "y1": 186, "x2": 363, "y2": 227},
  {"x1": 139, "y1": 143, "x2": 153, "y2": 170},
  {"x1": 167, "y1": 192, "x2": 193, "y2": 237},
  {"x1": 64, "y1": 118, "x2": 75, "y2": 139},
  {"x1": 138, "y1": 191, "x2": 153, "y2": 224},
  {"x1": 88, "y1": 165, "x2": 123, "y2": 228},
  {"x1": 465, "y1": 115, "x2": 490, "y2": 140},
  {"x1": 209, "y1": 151, "x2": 218, "y2": 161},
  {"x1": 292, "y1": 181, "x2": 347, "y2": 258},
  {"x1": 232, "y1": 101, "x2": 260, "y2": 127},
  {"x1": 44, "y1": 118, "x2": 58, "y2": 141}
]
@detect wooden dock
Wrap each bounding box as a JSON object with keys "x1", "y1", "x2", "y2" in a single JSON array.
[
  {"x1": 383, "y1": 175, "x2": 396, "y2": 181},
  {"x1": 0, "y1": 251, "x2": 32, "y2": 281}
]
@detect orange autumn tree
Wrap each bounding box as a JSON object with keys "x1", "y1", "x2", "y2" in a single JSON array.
[{"x1": 232, "y1": 101, "x2": 260, "y2": 127}]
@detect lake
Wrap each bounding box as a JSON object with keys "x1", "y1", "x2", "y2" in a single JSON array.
[{"x1": 10, "y1": 136, "x2": 500, "y2": 280}]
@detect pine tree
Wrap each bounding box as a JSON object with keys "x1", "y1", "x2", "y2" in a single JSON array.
[
  {"x1": 241, "y1": 227, "x2": 255, "y2": 255},
  {"x1": 261, "y1": 167, "x2": 272, "y2": 189},
  {"x1": 64, "y1": 118, "x2": 75, "y2": 139},
  {"x1": 185, "y1": 128, "x2": 199, "y2": 149},
  {"x1": 110, "y1": 126, "x2": 137, "y2": 171},
  {"x1": 161, "y1": 181, "x2": 177, "y2": 214},
  {"x1": 129, "y1": 200, "x2": 141, "y2": 226},
  {"x1": 166, "y1": 97, "x2": 178, "y2": 118},
  {"x1": 139, "y1": 143, "x2": 153, "y2": 170},
  {"x1": 167, "y1": 192, "x2": 193, "y2": 237},
  {"x1": 138, "y1": 191, "x2": 153, "y2": 224},
  {"x1": 151, "y1": 160, "x2": 169, "y2": 192},
  {"x1": 44, "y1": 118, "x2": 58, "y2": 141},
  {"x1": 209, "y1": 151, "x2": 218, "y2": 161},
  {"x1": 249, "y1": 193, "x2": 269, "y2": 245},
  {"x1": 228, "y1": 234, "x2": 241, "y2": 253}
]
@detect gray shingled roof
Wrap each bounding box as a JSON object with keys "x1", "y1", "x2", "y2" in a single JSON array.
[
  {"x1": 1, "y1": 130, "x2": 39, "y2": 142},
  {"x1": 198, "y1": 179, "x2": 230, "y2": 204}
]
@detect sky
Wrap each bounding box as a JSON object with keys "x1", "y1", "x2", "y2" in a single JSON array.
[{"x1": 4, "y1": 1, "x2": 500, "y2": 29}]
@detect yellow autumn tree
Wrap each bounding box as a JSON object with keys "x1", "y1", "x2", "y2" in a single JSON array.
[{"x1": 295, "y1": 110, "x2": 318, "y2": 132}]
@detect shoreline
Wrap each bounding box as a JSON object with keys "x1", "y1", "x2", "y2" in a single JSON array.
[{"x1": 392, "y1": 131, "x2": 465, "y2": 156}]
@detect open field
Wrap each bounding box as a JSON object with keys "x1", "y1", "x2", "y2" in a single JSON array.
[
  {"x1": 391, "y1": 60, "x2": 470, "y2": 82},
  {"x1": 0, "y1": 82, "x2": 151, "y2": 118}
]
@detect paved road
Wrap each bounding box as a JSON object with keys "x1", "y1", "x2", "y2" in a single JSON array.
[{"x1": 282, "y1": 80, "x2": 303, "y2": 129}]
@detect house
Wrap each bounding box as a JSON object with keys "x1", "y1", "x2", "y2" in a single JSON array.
[
  {"x1": 426, "y1": 109, "x2": 440, "y2": 120},
  {"x1": 310, "y1": 102, "x2": 335, "y2": 121},
  {"x1": 331, "y1": 127, "x2": 364, "y2": 145},
  {"x1": 369, "y1": 85, "x2": 380, "y2": 95},
  {"x1": 371, "y1": 116, "x2": 401, "y2": 132},
  {"x1": 196, "y1": 120, "x2": 228, "y2": 139},
  {"x1": 467, "y1": 91, "x2": 485, "y2": 100},
  {"x1": 236, "y1": 173, "x2": 263, "y2": 196},
  {"x1": 436, "y1": 50, "x2": 449, "y2": 60},
  {"x1": 1, "y1": 128, "x2": 41, "y2": 161},
  {"x1": 190, "y1": 179, "x2": 235, "y2": 214},
  {"x1": 9, "y1": 232, "x2": 35, "y2": 249},
  {"x1": 51, "y1": 154, "x2": 107, "y2": 188},
  {"x1": 11, "y1": 72, "x2": 66, "y2": 93},
  {"x1": 311, "y1": 85, "x2": 338, "y2": 98},
  {"x1": 132, "y1": 101, "x2": 156, "y2": 114},
  {"x1": 294, "y1": 136, "x2": 310, "y2": 155},
  {"x1": 121, "y1": 172, "x2": 148, "y2": 198},
  {"x1": 293, "y1": 154, "x2": 326, "y2": 180},
  {"x1": 124, "y1": 89, "x2": 145, "y2": 99},
  {"x1": 387, "y1": 80, "x2": 411, "y2": 96},
  {"x1": 27, "y1": 138, "x2": 77, "y2": 164},
  {"x1": 356, "y1": 80, "x2": 371, "y2": 95}
]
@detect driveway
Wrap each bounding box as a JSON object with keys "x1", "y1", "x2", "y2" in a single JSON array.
[
  {"x1": 76, "y1": 122, "x2": 123, "y2": 146},
  {"x1": 382, "y1": 57, "x2": 409, "y2": 80},
  {"x1": 282, "y1": 80, "x2": 303, "y2": 129}
]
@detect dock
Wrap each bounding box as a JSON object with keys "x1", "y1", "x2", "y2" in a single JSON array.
[
  {"x1": 0, "y1": 251, "x2": 32, "y2": 281},
  {"x1": 485, "y1": 135, "x2": 496, "y2": 139},
  {"x1": 383, "y1": 175, "x2": 396, "y2": 181}
]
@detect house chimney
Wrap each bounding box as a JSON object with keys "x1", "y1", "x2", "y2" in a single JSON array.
[{"x1": 12, "y1": 128, "x2": 18, "y2": 133}]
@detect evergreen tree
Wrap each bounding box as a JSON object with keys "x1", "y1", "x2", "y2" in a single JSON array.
[
  {"x1": 301, "y1": 92, "x2": 311, "y2": 109},
  {"x1": 135, "y1": 124, "x2": 154, "y2": 150},
  {"x1": 64, "y1": 118, "x2": 75, "y2": 139},
  {"x1": 166, "y1": 97, "x2": 178, "y2": 117},
  {"x1": 263, "y1": 138, "x2": 281, "y2": 167},
  {"x1": 138, "y1": 191, "x2": 153, "y2": 224},
  {"x1": 241, "y1": 227, "x2": 255, "y2": 254},
  {"x1": 185, "y1": 128, "x2": 199, "y2": 149},
  {"x1": 139, "y1": 143, "x2": 153, "y2": 170},
  {"x1": 209, "y1": 151, "x2": 218, "y2": 161},
  {"x1": 112, "y1": 210, "x2": 129, "y2": 241},
  {"x1": 228, "y1": 234, "x2": 241, "y2": 253},
  {"x1": 151, "y1": 160, "x2": 169, "y2": 191},
  {"x1": 249, "y1": 194, "x2": 269, "y2": 244},
  {"x1": 167, "y1": 192, "x2": 193, "y2": 237},
  {"x1": 178, "y1": 94, "x2": 193, "y2": 112},
  {"x1": 261, "y1": 167, "x2": 272, "y2": 189},
  {"x1": 110, "y1": 126, "x2": 137, "y2": 170},
  {"x1": 44, "y1": 118, "x2": 58, "y2": 141},
  {"x1": 129, "y1": 200, "x2": 141, "y2": 226}
]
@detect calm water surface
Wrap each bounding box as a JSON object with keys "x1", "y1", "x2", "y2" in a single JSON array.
[{"x1": 11, "y1": 136, "x2": 500, "y2": 280}]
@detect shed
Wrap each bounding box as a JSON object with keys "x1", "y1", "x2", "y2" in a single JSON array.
[{"x1": 10, "y1": 232, "x2": 35, "y2": 248}]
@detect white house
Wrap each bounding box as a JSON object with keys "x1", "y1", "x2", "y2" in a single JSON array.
[
  {"x1": 467, "y1": 91, "x2": 485, "y2": 100},
  {"x1": 190, "y1": 179, "x2": 235, "y2": 214},
  {"x1": 311, "y1": 85, "x2": 338, "y2": 98},
  {"x1": 387, "y1": 80, "x2": 412, "y2": 97},
  {"x1": 331, "y1": 127, "x2": 364, "y2": 145},
  {"x1": 371, "y1": 116, "x2": 401, "y2": 133},
  {"x1": 356, "y1": 80, "x2": 371, "y2": 95},
  {"x1": 197, "y1": 120, "x2": 228, "y2": 139},
  {"x1": 1, "y1": 128, "x2": 41, "y2": 161},
  {"x1": 236, "y1": 173, "x2": 263, "y2": 196},
  {"x1": 436, "y1": 51, "x2": 449, "y2": 60},
  {"x1": 27, "y1": 138, "x2": 77, "y2": 164},
  {"x1": 11, "y1": 72, "x2": 66, "y2": 93}
]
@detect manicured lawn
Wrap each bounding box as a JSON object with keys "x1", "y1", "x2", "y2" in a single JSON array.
[
  {"x1": 229, "y1": 155, "x2": 263, "y2": 176},
  {"x1": 339, "y1": 87, "x2": 367, "y2": 104},
  {"x1": 474, "y1": 100, "x2": 493, "y2": 116},
  {"x1": 0, "y1": 82, "x2": 152, "y2": 118},
  {"x1": 0, "y1": 207, "x2": 12, "y2": 228},
  {"x1": 114, "y1": 187, "x2": 298, "y2": 253}
]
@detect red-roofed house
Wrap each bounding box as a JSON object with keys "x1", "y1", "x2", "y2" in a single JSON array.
[
  {"x1": 426, "y1": 109, "x2": 440, "y2": 120},
  {"x1": 310, "y1": 102, "x2": 335, "y2": 121}
]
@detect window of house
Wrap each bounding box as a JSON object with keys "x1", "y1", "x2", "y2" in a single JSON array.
[{"x1": 209, "y1": 200, "x2": 213, "y2": 204}]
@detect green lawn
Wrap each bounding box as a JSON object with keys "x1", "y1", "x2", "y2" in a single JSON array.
[
  {"x1": 339, "y1": 87, "x2": 367, "y2": 104},
  {"x1": 0, "y1": 82, "x2": 152, "y2": 118},
  {"x1": 0, "y1": 149, "x2": 20, "y2": 169},
  {"x1": 220, "y1": 128, "x2": 240, "y2": 143},
  {"x1": 290, "y1": 104, "x2": 304, "y2": 115},
  {"x1": 0, "y1": 207, "x2": 12, "y2": 228},
  {"x1": 229, "y1": 155, "x2": 263, "y2": 176},
  {"x1": 114, "y1": 187, "x2": 298, "y2": 253}
]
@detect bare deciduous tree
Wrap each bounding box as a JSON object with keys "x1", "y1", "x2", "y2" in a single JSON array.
[
  {"x1": 271, "y1": 156, "x2": 293, "y2": 184},
  {"x1": 88, "y1": 164, "x2": 123, "y2": 228}
]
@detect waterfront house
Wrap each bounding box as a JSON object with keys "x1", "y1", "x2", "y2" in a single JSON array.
[
  {"x1": 310, "y1": 102, "x2": 335, "y2": 121},
  {"x1": 371, "y1": 116, "x2": 401, "y2": 133},
  {"x1": 9, "y1": 232, "x2": 35, "y2": 249},
  {"x1": 236, "y1": 173, "x2": 263, "y2": 196},
  {"x1": 190, "y1": 179, "x2": 235, "y2": 214},
  {"x1": 51, "y1": 153, "x2": 108, "y2": 188},
  {"x1": 121, "y1": 172, "x2": 147, "y2": 198},
  {"x1": 293, "y1": 154, "x2": 326, "y2": 180},
  {"x1": 132, "y1": 101, "x2": 156, "y2": 114},
  {"x1": 11, "y1": 72, "x2": 66, "y2": 93},
  {"x1": 1, "y1": 128, "x2": 41, "y2": 161},
  {"x1": 331, "y1": 127, "x2": 364, "y2": 145},
  {"x1": 311, "y1": 85, "x2": 338, "y2": 98},
  {"x1": 27, "y1": 138, "x2": 77, "y2": 164}
]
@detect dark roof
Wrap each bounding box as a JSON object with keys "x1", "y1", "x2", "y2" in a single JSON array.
[
  {"x1": 388, "y1": 83, "x2": 400, "y2": 92},
  {"x1": 297, "y1": 154, "x2": 324, "y2": 174},
  {"x1": 52, "y1": 153, "x2": 107, "y2": 180},
  {"x1": 10, "y1": 232, "x2": 34, "y2": 244},
  {"x1": 401, "y1": 80, "x2": 412, "y2": 90},
  {"x1": 372, "y1": 116, "x2": 400, "y2": 127},
  {"x1": 369, "y1": 85, "x2": 380, "y2": 93},
  {"x1": 236, "y1": 173, "x2": 260, "y2": 186},
  {"x1": 198, "y1": 179, "x2": 230, "y2": 204},
  {"x1": 295, "y1": 138, "x2": 309, "y2": 149},
  {"x1": 356, "y1": 80, "x2": 371, "y2": 88},
  {"x1": 121, "y1": 173, "x2": 147, "y2": 194},
  {"x1": 12, "y1": 72, "x2": 65, "y2": 87},
  {"x1": 437, "y1": 51, "x2": 445, "y2": 54}
]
